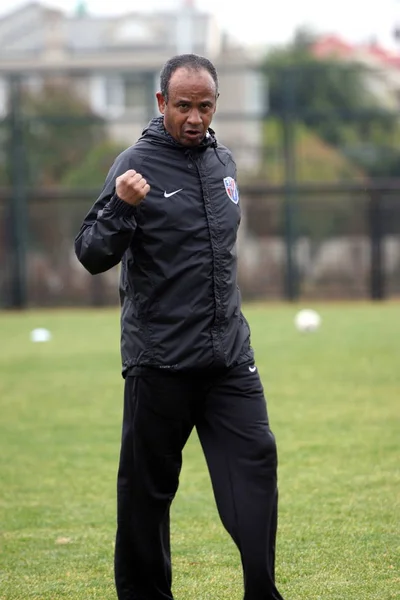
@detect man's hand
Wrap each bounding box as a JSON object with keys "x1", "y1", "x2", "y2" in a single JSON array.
[{"x1": 116, "y1": 170, "x2": 150, "y2": 206}]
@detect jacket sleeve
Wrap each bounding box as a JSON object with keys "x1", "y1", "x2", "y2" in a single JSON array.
[{"x1": 74, "y1": 150, "x2": 140, "y2": 275}]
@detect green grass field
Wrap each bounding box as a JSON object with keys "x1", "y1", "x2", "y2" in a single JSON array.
[{"x1": 0, "y1": 303, "x2": 399, "y2": 600}]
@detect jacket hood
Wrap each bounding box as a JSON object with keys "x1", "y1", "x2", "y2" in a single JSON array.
[{"x1": 140, "y1": 116, "x2": 218, "y2": 151}]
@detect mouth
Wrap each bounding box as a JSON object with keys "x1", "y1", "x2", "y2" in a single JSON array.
[{"x1": 184, "y1": 129, "x2": 203, "y2": 140}]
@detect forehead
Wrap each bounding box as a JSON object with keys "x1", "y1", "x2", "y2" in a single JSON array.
[{"x1": 168, "y1": 67, "x2": 216, "y2": 99}]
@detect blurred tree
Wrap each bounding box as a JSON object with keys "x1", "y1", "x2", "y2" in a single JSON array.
[
  {"x1": 1, "y1": 81, "x2": 109, "y2": 287},
  {"x1": 21, "y1": 80, "x2": 106, "y2": 186},
  {"x1": 263, "y1": 28, "x2": 400, "y2": 177},
  {"x1": 62, "y1": 140, "x2": 127, "y2": 189}
]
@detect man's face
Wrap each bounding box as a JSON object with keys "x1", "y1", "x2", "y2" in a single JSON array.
[{"x1": 156, "y1": 67, "x2": 217, "y2": 147}]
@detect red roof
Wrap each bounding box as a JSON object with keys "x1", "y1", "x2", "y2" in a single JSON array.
[
  {"x1": 311, "y1": 35, "x2": 400, "y2": 69},
  {"x1": 312, "y1": 35, "x2": 354, "y2": 59}
]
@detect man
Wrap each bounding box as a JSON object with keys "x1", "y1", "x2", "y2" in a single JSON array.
[{"x1": 75, "y1": 54, "x2": 285, "y2": 600}]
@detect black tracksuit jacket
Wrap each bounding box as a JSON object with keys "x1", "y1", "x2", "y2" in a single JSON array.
[{"x1": 75, "y1": 117, "x2": 254, "y2": 376}]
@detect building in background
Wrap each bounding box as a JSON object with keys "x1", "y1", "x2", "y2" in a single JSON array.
[
  {"x1": 311, "y1": 34, "x2": 400, "y2": 111},
  {"x1": 0, "y1": 0, "x2": 266, "y2": 170}
]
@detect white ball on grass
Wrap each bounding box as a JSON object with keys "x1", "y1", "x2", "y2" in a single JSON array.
[
  {"x1": 30, "y1": 328, "x2": 52, "y2": 343},
  {"x1": 294, "y1": 309, "x2": 321, "y2": 333}
]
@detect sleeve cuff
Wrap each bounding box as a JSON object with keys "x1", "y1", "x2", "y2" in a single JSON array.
[{"x1": 106, "y1": 194, "x2": 136, "y2": 217}]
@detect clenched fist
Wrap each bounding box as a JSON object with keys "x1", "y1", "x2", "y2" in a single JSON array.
[{"x1": 116, "y1": 170, "x2": 150, "y2": 206}]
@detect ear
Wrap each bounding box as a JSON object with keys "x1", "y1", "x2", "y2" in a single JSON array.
[
  {"x1": 212, "y1": 93, "x2": 219, "y2": 114},
  {"x1": 156, "y1": 92, "x2": 166, "y2": 114}
]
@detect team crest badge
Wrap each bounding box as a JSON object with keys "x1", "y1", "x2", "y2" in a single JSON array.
[{"x1": 223, "y1": 177, "x2": 239, "y2": 204}]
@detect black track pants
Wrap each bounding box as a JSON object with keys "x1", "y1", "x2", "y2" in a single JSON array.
[{"x1": 114, "y1": 364, "x2": 284, "y2": 600}]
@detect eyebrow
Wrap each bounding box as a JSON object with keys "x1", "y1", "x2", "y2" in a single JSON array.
[{"x1": 175, "y1": 99, "x2": 214, "y2": 104}]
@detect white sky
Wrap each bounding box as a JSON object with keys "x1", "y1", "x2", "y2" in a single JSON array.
[{"x1": 1, "y1": 0, "x2": 400, "y2": 50}]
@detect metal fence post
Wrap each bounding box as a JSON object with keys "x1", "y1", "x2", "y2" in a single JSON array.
[
  {"x1": 282, "y1": 67, "x2": 298, "y2": 301},
  {"x1": 369, "y1": 192, "x2": 385, "y2": 300},
  {"x1": 7, "y1": 75, "x2": 28, "y2": 309}
]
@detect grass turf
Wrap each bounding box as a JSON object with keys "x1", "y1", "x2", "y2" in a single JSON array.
[{"x1": 0, "y1": 303, "x2": 399, "y2": 599}]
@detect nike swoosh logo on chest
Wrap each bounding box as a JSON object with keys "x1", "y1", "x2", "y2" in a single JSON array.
[{"x1": 164, "y1": 189, "x2": 183, "y2": 198}]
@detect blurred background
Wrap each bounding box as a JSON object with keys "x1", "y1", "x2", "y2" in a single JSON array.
[{"x1": 1, "y1": 0, "x2": 400, "y2": 308}]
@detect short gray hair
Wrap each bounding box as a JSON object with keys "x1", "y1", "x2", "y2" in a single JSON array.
[{"x1": 160, "y1": 54, "x2": 219, "y2": 101}]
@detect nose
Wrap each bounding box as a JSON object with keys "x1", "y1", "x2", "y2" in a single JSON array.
[{"x1": 187, "y1": 108, "x2": 202, "y2": 126}]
